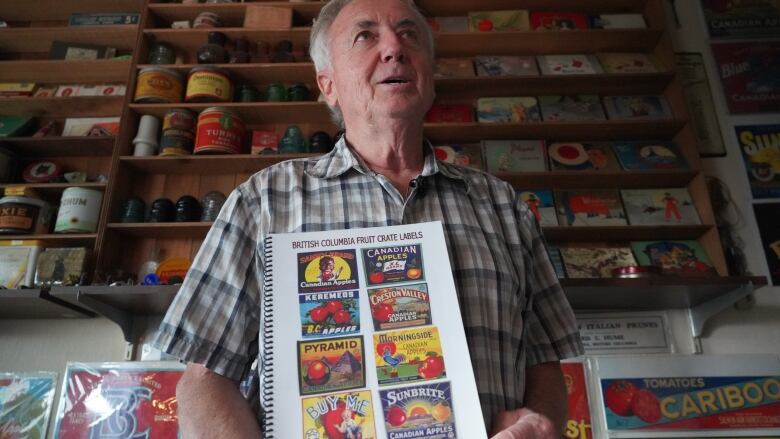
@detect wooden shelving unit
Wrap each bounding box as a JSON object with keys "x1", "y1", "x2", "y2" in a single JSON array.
[
  {"x1": 0, "y1": 136, "x2": 116, "y2": 157},
  {"x1": 0, "y1": 182, "x2": 107, "y2": 195},
  {"x1": 1, "y1": 0, "x2": 767, "y2": 333},
  {"x1": 0, "y1": 96, "x2": 125, "y2": 117}
]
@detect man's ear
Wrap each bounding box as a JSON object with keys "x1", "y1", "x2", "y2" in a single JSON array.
[{"x1": 316, "y1": 70, "x2": 338, "y2": 107}]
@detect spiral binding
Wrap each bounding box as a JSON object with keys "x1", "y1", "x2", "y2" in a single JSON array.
[{"x1": 261, "y1": 235, "x2": 275, "y2": 437}]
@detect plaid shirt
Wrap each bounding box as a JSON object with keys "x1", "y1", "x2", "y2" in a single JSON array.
[{"x1": 154, "y1": 137, "x2": 583, "y2": 430}]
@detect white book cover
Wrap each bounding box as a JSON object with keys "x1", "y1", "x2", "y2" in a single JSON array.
[
  {"x1": 261, "y1": 221, "x2": 487, "y2": 439},
  {"x1": 537, "y1": 54, "x2": 604, "y2": 75}
]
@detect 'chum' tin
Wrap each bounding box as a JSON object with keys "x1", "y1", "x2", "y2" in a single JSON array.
[
  {"x1": 185, "y1": 66, "x2": 233, "y2": 103},
  {"x1": 134, "y1": 67, "x2": 183, "y2": 103},
  {"x1": 194, "y1": 107, "x2": 246, "y2": 154},
  {"x1": 54, "y1": 187, "x2": 104, "y2": 233}
]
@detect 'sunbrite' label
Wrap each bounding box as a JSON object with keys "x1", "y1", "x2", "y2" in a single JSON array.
[{"x1": 601, "y1": 376, "x2": 780, "y2": 431}]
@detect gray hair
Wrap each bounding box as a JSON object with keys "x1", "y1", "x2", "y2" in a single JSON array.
[{"x1": 309, "y1": 0, "x2": 435, "y2": 128}]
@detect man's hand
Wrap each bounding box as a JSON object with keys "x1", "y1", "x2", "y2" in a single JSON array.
[{"x1": 490, "y1": 408, "x2": 556, "y2": 439}]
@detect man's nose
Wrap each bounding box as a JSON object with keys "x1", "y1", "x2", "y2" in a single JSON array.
[{"x1": 380, "y1": 32, "x2": 406, "y2": 63}]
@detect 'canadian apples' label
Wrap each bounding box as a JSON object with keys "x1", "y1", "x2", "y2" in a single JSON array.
[
  {"x1": 297, "y1": 249, "x2": 360, "y2": 293},
  {"x1": 363, "y1": 244, "x2": 424, "y2": 286},
  {"x1": 299, "y1": 290, "x2": 361, "y2": 339},
  {"x1": 298, "y1": 336, "x2": 365, "y2": 396},
  {"x1": 374, "y1": 327, "x2": 445, "y2": 386},
  {"x1": 302, "y1": 390, "x2": 376, "y2": 439},
  {"x1": 380, "y1": 382, "x2": 457, "y2": 439},
  {"x1": 368, "y1": 283, "x2": 432, "y2": 331}
]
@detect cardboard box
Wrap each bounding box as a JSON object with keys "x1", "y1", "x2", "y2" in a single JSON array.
[{"x1": 244, "y1": 6, "x2": 292, "y2": 29}]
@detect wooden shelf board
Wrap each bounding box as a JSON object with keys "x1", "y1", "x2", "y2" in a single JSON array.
[
  {"x1": 544, "y1": 225, "x2": 713, "y2": 242},
  {"x1": 434, "y1": 29, "x2": 663, "y2": 57},
  {"x1": 143, "y1": 27, "x2": 312, "y2": 53},
  {"x1": 134, "y1": 63, "x2": 674, "y2": 96},
  {"x1": 0, "y1": 136, "x2": 116, "y2": 157},
  {"x1": 0, "y1": 0, "x2": 142, "y2": 22},
  {"x1": 0, "y1": 289, "x2": 94, "y2": 319},
  {"x1": 107, "y1": 222, "x2": 213, "y2": 238},
  {"x1": 51, "y1": 285, "x2": 179, "y2": 316},
  {"x1": 0, "y1": 25, "x2": 138, "y2": 53},
  {"x1": 424, "y1": 120, "x2": 685, "y2": 143},
  {"x1": 435, "y1": 72, "x2": 675, "y2": 97},
  {"x1": 148, "y1": 2, "x2": 324, "y2": 26},
  {"x1": 415, "y1": 0, "x2": 646, "y2": 15},
  {"x1": 0, "y1": 96, "x2": 125, "y2": 118},
  {"x1": 497, "y1": 170, "x2": 697, "y2": 190},
  {"x1": 120, "y1": 153, "x2": 317, "y2": 174},
  {"x1": 0, "y1": 182, "x2": 106, "y2": 195},
  {"x1": 0, "y1": 59, "x2": 132, "y2": 83},
  {"x1": 129, "y1": 102, "x2": 331, "y2": 123},
  {"x1": 0, "y1": 233, "x2": 97, "y2": 245},
  {"x1": 562, "y1": 276, "x2": 768, "y2": 310}
]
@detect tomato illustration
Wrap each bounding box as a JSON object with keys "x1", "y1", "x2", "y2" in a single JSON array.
[
  {"x1": 369, "y1": 271, "x2": 385, "y2": 284},
  {"x1": 478, "y1": 19, "x2": 493, "y2": 31},
  {"x1": 309, "y1": 306, "x2": 329, "y2": 323},
  {"x1": 332, "y1": 309, "x2": 352, "y2": 325},
  {"x1": 605, "y1": 380, "x2": 636, "y2": 416},
  {"x1": 305, "y1": 360, "x2": 330, "y2": 385},
  {"x1": 372, "y1": 303, "x2": 394, "y2": 323},
  {"x1": 632, "y1": 389, "x2": 662, "y2": 423},
  {"x1": 325, "y1": 300, "x2": 343, "y2": 314},
  {"x1": 387, "y1": 405, "x2": 407, "y2": 427},
  {"x1": 418, "y1": 353, "x2": 445, "y2": 379}
]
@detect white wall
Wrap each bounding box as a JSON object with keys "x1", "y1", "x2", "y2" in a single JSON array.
[{"x1": 663, "y1": 0, "x2": 780, "y2": 353}]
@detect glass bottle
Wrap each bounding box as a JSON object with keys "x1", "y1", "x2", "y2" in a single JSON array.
[
  {"x1": 229, "y1": 38, "x2": 251, "y2": 63},
  {"x1": 197, "y1": 31, "x2": 228, "y2": 64}
]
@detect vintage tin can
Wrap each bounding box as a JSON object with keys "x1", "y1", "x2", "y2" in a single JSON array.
[
  {"x1": 134, "y1": 67, "x2": 183, "y2": 103},
  {"x1": 194, "y1": 107, "x2": 246, "y2": 154},
  {"x1": 54, "y1": 188, "x2": 104, "y2": 233},
  {"x1": 0, "y1": 196, "x2": 52, "y2": 234},
  {"x1": 185, "y1": 66, "x2": 233, "y2": 103},
  {"x1": 160, "y1": 108, "x2": 196, "y2": 156}
]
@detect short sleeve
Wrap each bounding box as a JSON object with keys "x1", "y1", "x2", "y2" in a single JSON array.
[
  {"x1": 515, "y1": 199, "x2": 584, "y2": 365},
  {"x1": 153, "y1": 186, "x2": 261, "y2": 381}
]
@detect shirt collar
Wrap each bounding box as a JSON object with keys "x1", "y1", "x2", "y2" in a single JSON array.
[{"x1": 306, "y1": 136, "x2": 468, "y2": 187}]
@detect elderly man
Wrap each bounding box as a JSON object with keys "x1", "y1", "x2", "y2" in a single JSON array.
[{"x1": 153, "y1": 0, "x2": 583, "y2": 437}]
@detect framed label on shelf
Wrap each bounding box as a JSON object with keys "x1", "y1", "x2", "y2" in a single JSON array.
[
  {"x1": 674, "y1": 53, "x2": 727, "y2": 157},
  {"x1": 711, "y1": 41, "x2": 780, "y2": 114},
  {"x1": 735, "y1": 124, "x2": 780, "y2": 199}
]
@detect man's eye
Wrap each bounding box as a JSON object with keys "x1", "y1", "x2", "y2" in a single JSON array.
[
  {"x1": 355, "y1": 31, "x2": 373, "y2": 42},
  {"x1": 400, "y1": 29, "x2": 417, "y2": 39}
]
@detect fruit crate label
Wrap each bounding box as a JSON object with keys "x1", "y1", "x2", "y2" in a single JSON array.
[
  {"x1": 380, "y1": 381, "x2": 457, "y2": 438},
  {"x1": 374, "y1": 327, "x2": 445, "y2": 386},
  {"x1": 297, "y1": 336, "x2": 366, "y2": 396},
  {"x1": 368, "y1": 283, "x2": 432, "y2": 331},
  {"x1": 297, "y1": 249, "x2": 360, "y2": 294},
  {"x1": 601, "y1": 376, "x2": 780, "y2": 431},
  {"x1": 299, "y1": 290, "x2": 361, "y2": 338}
]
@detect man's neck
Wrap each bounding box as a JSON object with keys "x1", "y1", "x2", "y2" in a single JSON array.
[{"x1": 344, "y1": 119, "x2": 426, "y2": 196}]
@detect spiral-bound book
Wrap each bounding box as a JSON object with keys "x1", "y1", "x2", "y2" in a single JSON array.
[{"x1": 261, "y1": 221, "x2": 487, "y2": 439}]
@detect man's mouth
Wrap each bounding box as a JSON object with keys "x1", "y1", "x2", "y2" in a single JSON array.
[{"x1": 379, "y1": 76, "x2": 411, "y2": 84}]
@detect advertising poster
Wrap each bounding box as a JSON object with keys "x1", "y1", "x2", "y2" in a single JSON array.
[
  {"x1": 675, "y1": 53, "x2": 727, "y2": 157},
  {"x1": 0, "y1": 372, "x2": 57, "y2": 439},
  {"x1": 700, "y1": 0, "x2": 780, "y2": 38},
  {"x1": 753, "y1": 203, "x2": 780, "y2": 285},
  {"x1": 54, "y1": 362, "x2": 183, "y2": 439},
  {"x1": 711, "y1": 42, "x2": 780, "y2": 114},
  {"x1": 562, "y1": 362, "x2": 593, "y2": 439},
  {"x1": 601, "y1": 375, "x2": 780, "y2": 431},
  {"x1": 735, "y1": 124, "x2": 780, "y2": 199}
]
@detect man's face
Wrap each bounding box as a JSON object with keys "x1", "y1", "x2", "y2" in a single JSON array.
[{"x1": 317, "y1": 0, "x2": 435, "y2": 126}]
